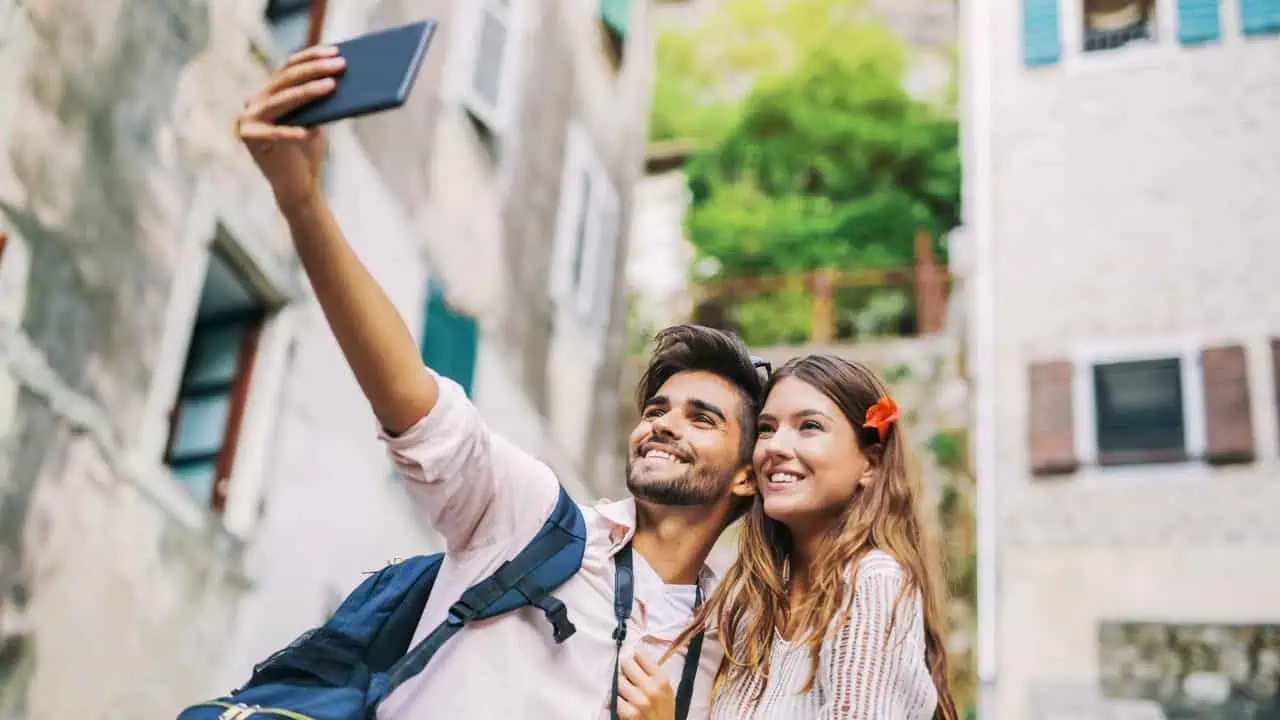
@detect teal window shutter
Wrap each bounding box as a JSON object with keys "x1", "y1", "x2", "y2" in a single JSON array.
[
  {"x1": 1241, "y1": 0, "x2": 1280, "y2": 35},
  {"x1": 601, "y1": 0, "x2": 630, "y2": 37},
  {"x1": 421, "y1": 285, "x2": 478, "y2": 397},
  {"x1": 1178, "y1": 0, "x2": 1221, "y2": 44},
  {"x1": 1023, "y1": 0, "x2": 1061, "y2": 67}
]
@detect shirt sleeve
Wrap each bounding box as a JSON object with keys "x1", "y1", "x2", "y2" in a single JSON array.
[
  {"x1": 379, "y1": 369, "x2": 560, "y2": 554},
  {"x1": 819, "y1": 557, "x2": 935, "y2": 719}
]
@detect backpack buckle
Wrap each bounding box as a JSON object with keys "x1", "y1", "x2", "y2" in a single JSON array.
[
  {"x1": 543, "y1": 599, "x2": 577, "y2": 644},
  {"x1": 446, "y1": 600, "x2": 478, "y2": 626}
]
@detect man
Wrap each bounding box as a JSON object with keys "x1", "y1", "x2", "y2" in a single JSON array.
[{"x1": 236, "y1": 47, "x2": 764, "y2": 718}]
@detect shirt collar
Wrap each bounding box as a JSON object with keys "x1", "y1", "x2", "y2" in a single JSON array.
[{"x1": 593, "y1": 497, "x2": 720, "y2": 590}]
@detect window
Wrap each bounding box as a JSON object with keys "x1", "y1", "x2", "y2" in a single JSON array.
[
  {"x1": 164, "y1": 251, "x2": 268, "y2": 512},
  {"x1": 421, "y1": 284, "x2": 479, "y2": 397},
  {"x1": 266, "y1": 0, "x2": 313, "y2": 63},
  {"x1": 1092, "y1": 358, "x2": 1186, "y2": 464},
  {"x1": 1083, "y1": 0, "x2": 1158, "y2": 52},
  {"x1": 1027, "y1": 343, "x2": 1256, "y2": 476},
  {"x1": 550, "y1": 125, "x2": 621, "y2": 330},
  {"x1": 460, "y1": 0, "x2": 519, "y2": 132}
]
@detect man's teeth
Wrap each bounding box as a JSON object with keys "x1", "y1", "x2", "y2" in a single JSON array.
[
  {"x1": 645, "y1": 449, "x2": 685, "y2": 462},
  {"x1": 769, "y1": 472, "x2": 802, "y2": 484}
]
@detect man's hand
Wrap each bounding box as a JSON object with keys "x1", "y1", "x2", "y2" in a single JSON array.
[
  {"x1": 618, "y1": 650, "x2": 677, "y2": 720},
  {"x1": 237, "y1": 45, "x2": 346, "y2": 210}
]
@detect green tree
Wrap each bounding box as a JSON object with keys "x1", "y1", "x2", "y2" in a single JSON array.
[{"x1": 650, "y1": 0, "x2": 960, "y2": 276}]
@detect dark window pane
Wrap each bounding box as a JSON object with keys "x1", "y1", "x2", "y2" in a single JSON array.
[
  {"x1": 171, "y1": 394, "x2": 232, "y2": 459},
  {"x1": 183, "y1": 322, "x2": 249, "y2": 391},
  {"x1": 1094, "y1": 358, "x2": 1185, "y2": 456}
]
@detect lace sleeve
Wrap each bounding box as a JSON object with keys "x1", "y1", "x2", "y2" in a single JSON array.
[{"x1": 819, "y1": 555, "x2": 936, "y2": 719}]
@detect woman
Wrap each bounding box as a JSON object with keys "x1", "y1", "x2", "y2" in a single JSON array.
[{"x1": 617, "y1": 354, "x2": 957, "y2": 719}]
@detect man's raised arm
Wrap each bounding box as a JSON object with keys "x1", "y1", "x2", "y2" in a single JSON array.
[
  {"x1": 236, "y1": 46, "x2": 434, "y2": 434},
  {"x1": 236, "y1": 46, "x2": 561, "y2": 553}
]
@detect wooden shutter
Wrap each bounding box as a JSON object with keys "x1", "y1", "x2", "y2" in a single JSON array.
[
  {"x1": 1023, "y1": 0, "x2": 1062, "y2": 67},
  {"x1": 1028, "y1": 360, "x2": 1077, "y2": 475},
  {"x1": 1240, "y1": 0, "x2": 1280, "y2": 36},
  {"x1": 1201, "y1": 345, "x2": 1254, "y2": 465},
  {"x1": 1178, "y1": 0, "x2": 1222, "y2": 44}
]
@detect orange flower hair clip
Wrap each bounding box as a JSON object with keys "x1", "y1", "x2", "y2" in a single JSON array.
[{"x1": 861, "y1": 395, "x2": 901, "y2": 443}]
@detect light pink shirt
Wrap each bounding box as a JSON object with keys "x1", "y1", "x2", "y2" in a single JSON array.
[{"x1": 375, "y1": 372, "x2": 721, "y2": 719}]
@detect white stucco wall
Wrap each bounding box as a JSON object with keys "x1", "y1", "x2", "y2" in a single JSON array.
[{"x1": 964, "y1": 1, "x2": 1280, "y2": 716}]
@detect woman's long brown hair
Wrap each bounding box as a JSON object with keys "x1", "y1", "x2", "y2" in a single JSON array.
[{"x1": 666, "y1": 354, "x2": 958, "y2": 719}]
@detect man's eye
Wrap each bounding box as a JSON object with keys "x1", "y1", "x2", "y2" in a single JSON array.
[
  {"x1": 644, "y1": 408, "x2": 665, "y2": 419},
  {"x1": 693, "y1": 413, "x2": 715, "y2": 425}
]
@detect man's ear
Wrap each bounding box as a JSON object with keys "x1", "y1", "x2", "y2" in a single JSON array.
[{"x1": 730, "y1": 465, "x2": 757, "y2": 498}]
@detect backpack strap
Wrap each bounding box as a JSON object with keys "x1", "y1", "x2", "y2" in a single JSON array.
[{"x1": 372, "y1": 485, "x2": 585, "y2": 705}]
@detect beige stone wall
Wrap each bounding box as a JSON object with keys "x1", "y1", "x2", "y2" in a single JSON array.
[{"x1": 0, "y1": 2, "x2": 284, "y2": 716}]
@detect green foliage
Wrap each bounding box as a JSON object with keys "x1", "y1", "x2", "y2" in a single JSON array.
[
  {"x1": 650, "y1": 0, "x2": 961, "y2": 282},
  {"x1": 883, "y1": 362, "x2": 914, "y2": 384},
  {"x1": 730, "y1": 281, "x2": 814, "y2": 347},
  {"x1": 928, "y1": 429, "x2": 967, "y2": 472}
]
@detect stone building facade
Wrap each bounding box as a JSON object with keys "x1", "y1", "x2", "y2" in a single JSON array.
[
  {"x1": 0, "y1": 0, "x2": 652, "y2": 716},
  {"x1": 960, "y1": 0, "x2": 1280, "y2": 717}
]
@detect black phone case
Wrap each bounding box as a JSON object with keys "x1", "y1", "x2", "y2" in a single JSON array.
[{"x1": 278, "y1": 20, "x2": 437, "y2": 127}]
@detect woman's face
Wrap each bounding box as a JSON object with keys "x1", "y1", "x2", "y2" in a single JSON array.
[{"x1": 753, "y1": 376, "x2": 875, "y2": 531}]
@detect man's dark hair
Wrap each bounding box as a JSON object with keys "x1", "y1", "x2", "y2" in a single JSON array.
[{"x1": 635, "y1": 324, "x2": 764, "y2": 468}]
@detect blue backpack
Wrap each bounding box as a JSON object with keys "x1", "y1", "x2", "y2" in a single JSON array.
[{"x1": 178, "y1": 486, "x2": 586, "y2": 720}]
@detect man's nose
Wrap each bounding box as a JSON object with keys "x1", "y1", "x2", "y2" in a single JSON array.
[{"x1": 651, "y1": 411, "x2": 681, "y2": 438}]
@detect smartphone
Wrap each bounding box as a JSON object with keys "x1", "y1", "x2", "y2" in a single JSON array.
[{"x1": 278, "y1": 20, "x2": 437, "y2": 127}]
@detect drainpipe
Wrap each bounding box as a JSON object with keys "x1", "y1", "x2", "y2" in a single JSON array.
[{"x1": 960, "y1": 0, "x2": 999, "y2": 714}]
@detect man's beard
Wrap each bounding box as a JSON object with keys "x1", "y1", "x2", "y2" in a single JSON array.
[{"x1": 625, "y1": 456, "x2": 730, "y2": 506}]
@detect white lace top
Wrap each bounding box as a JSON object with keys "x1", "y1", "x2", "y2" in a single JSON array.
[{"x1": 710, "y1": 551, "x2": 938, "y2": 719}]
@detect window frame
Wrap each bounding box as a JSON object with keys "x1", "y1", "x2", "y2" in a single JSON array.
[
  {"x1": 137, "y1": 190, "x2": 298, "y2": 537},
  {"x1": 549, "y1": 122, "x2": 621, "y2": 332},
  {"x1": 1071, "y1": 340, "x2": 1207, "y2": 469},
  {"x1": 1059, "y1": 0, "x2": 1184, "y2": 70},
  {"x1": 163, "y1": 285, "x2": 269, "y2": 514},
  {"x1": 455, "y1": 0, "x2": 527, "y2": 134},
  {"x1": 264, "y1": 0, "x2": 315, "y2": 63}
]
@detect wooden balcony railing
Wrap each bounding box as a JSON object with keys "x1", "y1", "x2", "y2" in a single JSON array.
[{"x1": 691, "y1": 228, "x2": 952, "y2": 344}]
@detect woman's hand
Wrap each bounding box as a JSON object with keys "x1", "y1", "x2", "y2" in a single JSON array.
[{"x1": 617, "y1": 650, "x2": 676, "y2": 720}]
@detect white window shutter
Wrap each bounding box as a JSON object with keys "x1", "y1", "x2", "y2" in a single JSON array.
[
  {"x1": 464, "y1": 0, "x2": 511, "y2": 127},
  {"x1": 589, "y1": 186, "x2": 621, "y2": 328},
  {"x1": 574, "y1": 180, "x2": 604, "y2": 319},
  {"x1": 550, "y1": 127, "x2": 588, "y2": 303}
]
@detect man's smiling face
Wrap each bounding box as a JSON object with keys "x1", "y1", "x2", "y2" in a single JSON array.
[{"x1": 626, "y1": 370, "x2": 748, "y2": 506}]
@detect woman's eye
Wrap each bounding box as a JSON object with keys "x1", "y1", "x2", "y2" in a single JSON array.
[
  {"x1": 757, "y1": 424, "x2": 776, "y2": 435},
  {"x1": 800, "y1": 420, "x2": 823, "y2": 431}
]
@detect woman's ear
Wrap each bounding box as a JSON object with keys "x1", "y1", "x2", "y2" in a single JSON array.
[
  {"x1": 857, "y1": 459, "x2": 876, "y2": 489},
  {"x1": 731, "y1": 465, "x2": 757, "y2": 498}
]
